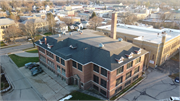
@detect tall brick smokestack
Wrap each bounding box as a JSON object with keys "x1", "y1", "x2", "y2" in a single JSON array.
[{"x1": 111, "y1": 13, "x2": 117, "y2": 39}]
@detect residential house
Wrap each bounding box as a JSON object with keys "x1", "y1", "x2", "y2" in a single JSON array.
[
  {"x1": 21, "y1": 18, "x2": 49, "y2": 32},
  {"x1": 0, "y1": 18, "x2": 15, "y2": 40}
]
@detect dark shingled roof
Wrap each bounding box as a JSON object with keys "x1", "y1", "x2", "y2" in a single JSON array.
[{"x1": 35, "y1": 30, "x2": 148, "y2": 71}]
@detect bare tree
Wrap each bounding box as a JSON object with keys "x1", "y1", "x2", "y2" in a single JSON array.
[
  {"x1": 47, "y1": 13, "x2": 55, "y2": 34},
  {"x1": 0, "y1": 1, "x2": 12, "y2": 11},
  {"x1": 121, "y1": 13, "x2": 138, "y2": 25},
  {"x1": 60, "y1": 17, "x2": 72, "y2": 25},
  {"x1": 89, "y1": 16, "x2": 103, "y2": 30},
  {"x1": 20, "y1": 21, "x2": 37, "y2": 47},
  {"x1": 4, "y1": 24, "x2": 22, "y2": 43}
]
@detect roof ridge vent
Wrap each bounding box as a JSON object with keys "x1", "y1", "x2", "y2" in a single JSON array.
[
  {"x1": 99, "y1": 43, "x2": 104, "y2": 48},
  {"x1": 118, "y1": 38, "x2": 123, "y2": 42}
]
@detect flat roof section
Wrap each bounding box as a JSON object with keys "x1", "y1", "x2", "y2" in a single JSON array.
[{"x1": 97, "y1": 24, "x2": 180, "y2": 44}]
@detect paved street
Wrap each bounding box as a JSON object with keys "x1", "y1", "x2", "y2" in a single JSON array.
[
  {"x1": 0, "y1": 43, "x2": 33, "y2": 56},
  {"x1": 0, "y1": 55, "x2": 44, "y2": 101},
  {"x1": 117, "y1": 60, "x2": 180, "y2": 101}
]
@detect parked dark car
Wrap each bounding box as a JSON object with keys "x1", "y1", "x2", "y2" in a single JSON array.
[
  {"x1": 31, "y1": 67, "x2": 43, "y2": 76},
  {"x1": 28, "y1": 64, "x2": 39, "y2": 70}
]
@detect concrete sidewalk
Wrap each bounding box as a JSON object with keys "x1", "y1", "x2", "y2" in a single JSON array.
[{"x1": 11, "y1": 51, "x2": 38, "y2": 57}]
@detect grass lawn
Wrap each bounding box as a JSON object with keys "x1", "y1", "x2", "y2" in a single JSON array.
[
  {"x1": 44, "y1": 32, "x2": 52, "y2": 36},
  {"x1": 68, "y1": 91, "x2": 100, "y2": 100},
  {"x1": 110, "y1": 77, "x2": 143, "y2": 100},
  {"x1": 0, "y1": 41, "x2": 7, "y2": 47},
  {"x1": 9, "y1": 54, "x2": 39, "y2": 67}
]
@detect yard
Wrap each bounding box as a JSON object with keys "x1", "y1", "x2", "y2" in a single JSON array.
[
  {"x1": 44, "y1": 32, "x2": 52, "y2": 36},
  {"x1": 9, "y1": 54, "x2": 39, "y2": 67},
  {"x1": 23, "y1": 48, "x2": 38, "y2": 53},
  {"x1": 0, "y1": 41, "x2": 7, "y2": 47},
  {"x1": 68, "y1": 91, "x2": 100, "y2": 100}
]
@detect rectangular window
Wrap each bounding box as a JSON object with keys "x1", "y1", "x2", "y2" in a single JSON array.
[
  {"x1": 46, "y1": 50, "x2": 53, "y2": 59},
  {"x1": 101, "y1": 79, "x2": 107, "y2": 88},
  {"x1": 101, "y1": 68, "x2": 107, "y2": 77},
  {"x1": 47, "y1": 59, "x2": 54, "y2": 69},
  {"x1": 56, "y1": 56, "x2": 59, "y2": 62},
  {"x1": 126, "y1": 71, "x2": 132, "y2": 80},
  {"x1": 127, "y1": 61, "x2": 133, "y2": 69},
  {"x1": 135, "y1": 57, "x2": 141, "y2": 64},
  {"x1": 40, "y1": 54, "x2": 46, "y2": 63},
  {"x1": 133, "y1": 75, "x2": 139, "y2": 81},
  {"x1": 93, "y1": 84, "x2": 99, "y2": 91},
  {"x1": 93, "y1": 75, "x2": 99, "y2": 84},
  {"x1": 62, "y1": 68, "x2": 66, "y2": 76},
  {"x1": 78, "y1": 63, "x2": 82, "y2": 71},
  {"x1": 57, "y1": 65, "x2": 61, "y2": 73},
  {"x1": 116, "y1": 76, "x2": 123, "y2": 86},
  {"x1": 61, "y1": 58, "x2": 65, "y2": 66},
  {"x1": 134, "y1": 66, "x2": 140, "y2": 74},
  {"x1": 125, "y1": 80, "x2": 131, "y2": 87},
  {"x1": 72, "y1": 61, "x2": 76, "y2": 68},
  {"x1": 93, "y1": 64, "x2": 99, "y2": 73},
  {"x1": 115, "y1": 86, "x2": 122, "y2": 93},
  {"x1": 116, "y1": 66, "x2": 124, "y2": 75},
  {"x1": 39, "y1": 47, "x2": 45, "y2": 53},
  {"x1": 100, "y1": 89, "x2": 106, "y2": 96}
]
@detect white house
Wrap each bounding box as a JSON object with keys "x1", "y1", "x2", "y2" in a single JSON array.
[
  {"x1": 39, "y1": 9, "x2": 46, "y2": 13},
  {"x1": 32, "y1": 5, "x2": 36, "y2": 11},
  {"x1": 45, "y1": 5, "x2": 50, "y2": 11},
  {"x1": 81, "y1": 21, "x2": 90, "y2": 28}
]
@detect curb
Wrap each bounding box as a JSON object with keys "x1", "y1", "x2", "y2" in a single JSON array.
[
  {"x1": 114, "y1": 75, "x2": 147, "y2": 101},
  {"x1": 6, "y1": 55, "x2": 46, "y2": 101}
]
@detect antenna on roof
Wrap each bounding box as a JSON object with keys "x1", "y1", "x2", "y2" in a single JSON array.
[{"x1": 99, "y1": 43, "x2": 104, "y2": 48}]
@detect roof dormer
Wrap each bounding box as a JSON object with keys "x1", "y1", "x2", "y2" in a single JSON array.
[
  {"x1": 47, "y1": 43, "x2": 53, "y2": 49},
  {"x1": 39, "y1": 40, "x2": 44, "y2": 45},
  {"x1": 125, "y1": 52, "x2": 133, "y2": 59},
  {"x1": 115, "y1": 56, "x2": 124, "y2": 64},
  {"x1": 134, "y1": 48, "x2": 141, "y2": 54},
  {"x1": 69, "y1": 45, "x2": 77, "y2": 49}
]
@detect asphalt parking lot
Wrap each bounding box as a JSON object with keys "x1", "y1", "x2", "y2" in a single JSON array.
[
  {"x1": 117, "y1": 59, "x2": 180, "y2": 101},
  {"x1": 19, "y1": 66, "x2": 78, "y2": 101}
]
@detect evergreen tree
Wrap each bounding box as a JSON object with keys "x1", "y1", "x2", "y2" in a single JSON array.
[{"x1": 91, "y1": 12, "x2": 96, "y2": 18}]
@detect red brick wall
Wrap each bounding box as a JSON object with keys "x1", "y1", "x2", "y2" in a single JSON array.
[{"x1": 109, "y1": 55, "x2": 145, "y2": 98}]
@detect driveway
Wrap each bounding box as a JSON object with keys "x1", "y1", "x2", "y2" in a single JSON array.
[
  {"x1": 117, "y1": 59, "x2": 179, "y2": 101},
  {"x1": 18, "y1": 65, "x2": 78, "y2": 101},
  {"x1": 1, "y1": 55, "x2": 43, "y2": 101}
]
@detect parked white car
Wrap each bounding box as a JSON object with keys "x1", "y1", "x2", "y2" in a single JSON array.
[{"x1": 169, "y1": 96, "x2": 180, "y2": 101}]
